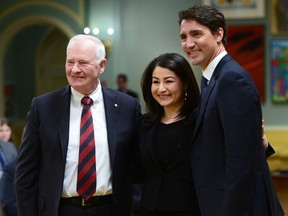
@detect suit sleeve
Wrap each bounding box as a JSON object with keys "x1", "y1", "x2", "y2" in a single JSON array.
[
  {"x1": 15, "y1": 98, "x2": 40, "y2": 216},
  {"x1": 266, "y1": 143, "x2": 275, "y2": 158},
  {"x1": 217, "y1": 72, "x2": 262, "y2": 215}
]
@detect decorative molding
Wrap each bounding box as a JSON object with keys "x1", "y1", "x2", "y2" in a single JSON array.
[{"x1": 0, "y1": 0, "x2": 85, "y2": 27}]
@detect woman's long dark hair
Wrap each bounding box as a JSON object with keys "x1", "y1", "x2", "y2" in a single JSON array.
[{"x1": 141, "y1": 53, "x2": 200, "y2": 128}]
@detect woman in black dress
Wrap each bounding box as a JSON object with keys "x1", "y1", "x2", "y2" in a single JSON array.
[{"x1": 136, "y1": 53, "x2": 200, "y2": 216}]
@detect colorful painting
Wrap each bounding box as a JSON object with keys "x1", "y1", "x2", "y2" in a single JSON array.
[
  {"x1": 271, "y1": 0, "x2": 288, "y2": 34},
  {"x1": 271, "y1": 40, "x2": 288, "y2": 103},
  {"x1": 226, "y1": 25, "x2": 265, "y2": 102},
  {"x1": 202, "y1": 0, "x2": 265, "y2": 19},
  {"x1": 209, "y1": 0, "x2": 257, "y2": 8}
]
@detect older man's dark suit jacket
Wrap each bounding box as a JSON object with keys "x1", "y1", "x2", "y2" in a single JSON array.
[
  {"x1": 15, "y1": 85, "x2": 141, "y2": 216},
  {"x1": 192, "y1": 54, "x2": 284, "y2": 216}
]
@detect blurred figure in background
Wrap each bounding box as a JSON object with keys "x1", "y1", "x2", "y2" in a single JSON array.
[
  {"x1": 0, "y1": 116, "x2": 17, "y2": 179},
  {"x1": 0, "y1": 118, "x2": 18, "y2": 216},
  {"x1": 0, "y1": 127, "x2": 25, "y2": 216},
  {"x1": 0, "y1": 117, "x2": 14, "y2": 142},
  {"x1": 0, "y1": 160, "x2": 18, "y2": 216},
  {"x1": 117, "y1": 74, "x2": 138, "y2": 99}
]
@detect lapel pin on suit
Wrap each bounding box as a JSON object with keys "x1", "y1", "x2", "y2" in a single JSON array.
[{"x1": 114, "y1": 103, "x2": 118, "y2": 108}]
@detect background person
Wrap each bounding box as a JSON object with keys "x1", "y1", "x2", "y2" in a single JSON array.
[
  {"x1": 0, "y1": 139, "x2": 17, "y2": 180},
  {"x1": 0, "y1": 160, "x2": 18, "y2": 216},
  {"x1": 0, "y1": 127, "x2": 25, "y2": 216},
  {"x1": 0, "y1": 117, "x2": 14, "y2": 143},
  {"x1": 116, "y1": 74, "x2": 138, "y2": 99},
  {"x1": 0, "y1": 117, "x2": 17, "y2": 180}
]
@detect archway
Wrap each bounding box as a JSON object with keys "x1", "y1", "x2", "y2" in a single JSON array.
[{"x1": 0, "y1": 15, "x2": 76, "y2": 145}]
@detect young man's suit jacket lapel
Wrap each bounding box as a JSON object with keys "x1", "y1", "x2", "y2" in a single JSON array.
[{"x1": 193, "y1": 54, "x2": 232, "y2": 142}]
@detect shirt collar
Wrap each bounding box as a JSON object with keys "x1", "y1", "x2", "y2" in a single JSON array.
[
  {"x1": 71, "y1": 80, "x2": 102, "y2": 107},
  {"x1": 202, "y1": 51, "x2": 227, "y2": 82}
]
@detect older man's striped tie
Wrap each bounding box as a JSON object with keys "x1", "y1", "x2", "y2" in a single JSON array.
[{"x1": 77, "y1": 96, "x2": 96, "y2": 201}]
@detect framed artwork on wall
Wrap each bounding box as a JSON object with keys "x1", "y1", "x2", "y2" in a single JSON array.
[
  {"x1": 226, "y1": 24, "x2": 265, "y2": 102},
  {"x1": 270, "y1": 0, "x2": 288, "y2": 35},
  {"x1": 202, "y1": 0, "x2": 265, "y2": 19},
  {"x1": 271, "y1": 40, "x2": 288, "y2": 103}
]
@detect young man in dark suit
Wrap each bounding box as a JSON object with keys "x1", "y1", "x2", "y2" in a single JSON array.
[
  {"x1": 15, "y1": 34, "x2": 141, "y2": 216},
  {"x1": 178, "y1": 5, "x2": 283, "y2": 216}
]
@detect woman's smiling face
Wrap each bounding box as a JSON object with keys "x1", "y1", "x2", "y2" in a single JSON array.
[{"x1": 151, "y1": 66, "x2": 185, "y2": 110}]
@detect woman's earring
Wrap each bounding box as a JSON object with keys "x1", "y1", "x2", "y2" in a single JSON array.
[{"x1": 185, "y1": 92, "x2": 187, "y2": 101}]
